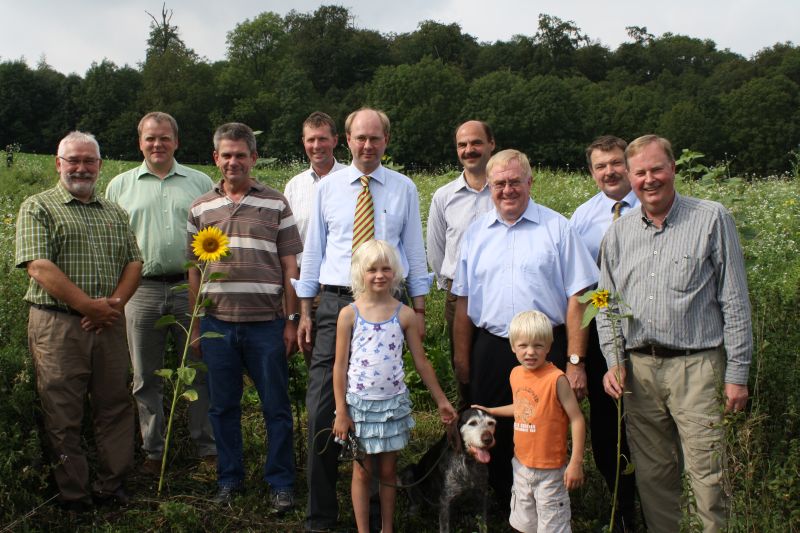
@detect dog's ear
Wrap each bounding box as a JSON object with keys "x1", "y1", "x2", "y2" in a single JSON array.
[{"x1": 446, "y1": 419, "x2": 463, "y2": 454}]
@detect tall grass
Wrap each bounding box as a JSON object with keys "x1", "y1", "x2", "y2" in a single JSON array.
[{"x1": 0, "y1": 153, "x2": 797, "y2": 531}]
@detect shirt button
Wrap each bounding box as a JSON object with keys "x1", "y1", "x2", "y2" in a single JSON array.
[
  {"x1": 650, "y1": 272, "x2": 655, "y2": 277},
  {"x1": 648, "y1": 295, "x2": 654, "y2": 300},
  {"x1": 653, "y1": 250, "x2": 658, "y2": 255},
  {"x1": 647, "y1": 319, "x2": 652, "y2": 324}
]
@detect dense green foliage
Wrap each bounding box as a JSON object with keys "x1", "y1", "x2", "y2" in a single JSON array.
[
  {"x1": 0, "y1": 154, "x2": 798, "y2": 531},
  {"x1": 1, "y1": 6, "x2": 799, "y2": 174}
]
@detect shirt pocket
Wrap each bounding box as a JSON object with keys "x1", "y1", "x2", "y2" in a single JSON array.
[
  {"x1": 520, "y1": 250, "x2": 557, "y2": 288},
  {"x1": 378, "y1": 212, "x2": 404, "y2": 241},
  {"x1": 667, "y1": 253, "x2": 701, "y2": 292},
  {"x1": 91, "y1": 219, "x2": 130, "y2": 263}
]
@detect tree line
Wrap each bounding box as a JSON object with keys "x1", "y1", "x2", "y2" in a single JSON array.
[{"x1": 1, "y1": 5, "x2": 799, "y2": 175}]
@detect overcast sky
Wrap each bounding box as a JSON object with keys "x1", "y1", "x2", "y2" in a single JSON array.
[{"x1": 2, "y1": 0, "x2": 797, "y2": 76}]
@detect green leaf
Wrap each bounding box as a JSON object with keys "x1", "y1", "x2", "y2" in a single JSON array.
[
  {"x1": 208, "y1": 272, "x2": 227, "y2": 281},
  {"x1": 201, "y1": 331, "x2": 225, "y2": 339},
  {"x1": 581, "y1": 305, "x2": 599, "y2": 329},
  {"x1": 622, "y1": 462, "x2": 636, "y2": 475},
  {"x1": 201, "y1": 297, "x2": 213, "y2": 308},
  {"x1": 577, "y1": 289, "x2": 597, "y2": 304},
  {"x1": 181, "y1": 389, "x2": 199, "y2": 402},
  {"x1": 188, "y1": 361, "x2": 209, "y2": 373},
  {"x1": 154, "y1": 315, "x2": 177, "y2": 329},
  {"x1": 170, "y1": 283, "x2": 189, "y2": 292},
  {"x1": 154, "y1": 368, "x2": 173, "y2": 379},
  {"x1": 177, "y1": 366, "x2": 197, "y2": 385},
  {"x1": 184, "y1": 260, "x2": 196, "y2": 269}
]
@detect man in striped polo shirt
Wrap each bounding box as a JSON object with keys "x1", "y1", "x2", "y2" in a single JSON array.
[
  {"x1": 186, "y1": 123, "x2": 302, "y2": 511},
  {"x1": 598, "y1": 135, "x2": 752, "y2": 532}
]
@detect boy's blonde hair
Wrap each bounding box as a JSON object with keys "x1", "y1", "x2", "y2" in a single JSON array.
[
  {"x1": 350, "y1": 240, "x2": 404, "y2": 297},
  {"x1": 508, "y1": 310, "x2": 553, "y2": 346}
]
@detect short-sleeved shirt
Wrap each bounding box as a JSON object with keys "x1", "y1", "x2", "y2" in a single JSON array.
[
  {"x1": 106, "y1": 160, "x2": 213, "y2": 276},
  {"x1": 451, "y1": 200, "x2": 599, "y2": 336},
  {"x1": 187, "y1": 179, "x2": 303, "y2": 322},
  {"x1": 15, "y1": 183, "x2": 143, "y2": 308}
]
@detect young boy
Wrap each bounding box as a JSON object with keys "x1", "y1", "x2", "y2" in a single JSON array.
[{"x1": 475, "y1": 310, "x2": 586, "y2": 533}]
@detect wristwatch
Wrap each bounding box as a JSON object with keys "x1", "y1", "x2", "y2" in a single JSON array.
[
  {"x1": 568, "y1": 353, "x2": 585, "y2": 365},
  {"x1": 287, "y1": 313, "x2": 301, "y2": 322}
]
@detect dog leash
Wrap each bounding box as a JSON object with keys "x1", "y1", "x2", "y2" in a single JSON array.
[{"x1": 313, "y1": 427, "x2": 451, "y2": 490}]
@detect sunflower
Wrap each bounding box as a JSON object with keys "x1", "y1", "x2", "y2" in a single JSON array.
[
  {"x1": 590, "y1": 289, "x2": 610, "y2": 309},
  {"x1": 192, "y1": 226, "x2": 229, "y2": 262}
]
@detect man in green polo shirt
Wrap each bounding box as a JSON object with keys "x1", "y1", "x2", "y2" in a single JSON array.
[
  {"x1": 16, "y1": 131, "x2": 143, "y2": 511},
  {"x1": 106, "y1": 112, "x2": 216, "y2": 475}
]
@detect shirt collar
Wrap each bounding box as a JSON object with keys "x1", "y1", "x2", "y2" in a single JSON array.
[
  {"x1": 135, "y1": 160, "x2": 183, "y2": 180},
  {"x1": 488, "y1": 198, "x2": 538, "y2": 227},
  {"x1": 56, "y1": 181, "x2": 100, "y2": 204},
  {"x1": 603, "y1": 189, "x2": 639, "y2": 212},
  {"x1": 309, "y1": 159, "x2": 340, "y2": 181},
  {"x1": 214, "y1": 177, "x2": 265, "y2": 195},
  {"x1": 639, "y1": 192, "x2": 681, "y2": 228},
  {"x1": 455, "y1": 172, "x2": 488, "y2": 193},
  {"x1": 349, "y1": 164, "x2": 386, "y2": 186}
]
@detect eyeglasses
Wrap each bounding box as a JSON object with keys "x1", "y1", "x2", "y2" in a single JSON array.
[
  {"x1": 351, "y1": 135, "x2": 385, "y2": 146},
  {"x1": 58, "y1": 156, "x2": 101, "y2": 167},
  {"x1": 490, "y1": 179, "x2": 525, "y2": 191}
]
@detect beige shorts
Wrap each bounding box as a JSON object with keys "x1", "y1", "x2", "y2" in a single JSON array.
[{"x1": 509, "y1": 457, "x2": 571, "y2": 533}]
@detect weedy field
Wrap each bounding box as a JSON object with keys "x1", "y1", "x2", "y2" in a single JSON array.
[{"x1": 0, "y1": 153, "x2": 798, "y2": 532}]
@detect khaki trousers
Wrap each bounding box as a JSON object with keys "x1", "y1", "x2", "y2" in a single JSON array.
[
  {"x1": 625, "y1": 347, "x2": 728, "y2": 532},
  {"x1": 28, "y1": 307, "x2": 134, "y2": 502}
]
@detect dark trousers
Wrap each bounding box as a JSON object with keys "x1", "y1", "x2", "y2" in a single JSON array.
[
  {"x1": 305, "y1": 291, "x2": 353, "y2": 530},
  {"x1": 470, "y1": 324, "x2": 566, "y2": 507},
  {"x1": 586, "y1": 320, "x2": 638, "y2": 526}
]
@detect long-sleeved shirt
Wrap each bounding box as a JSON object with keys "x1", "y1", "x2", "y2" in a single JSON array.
[
  {"x1": 295, "y1": 164, "x2": 430, "y2": 298},
  {"x1": 569, "y1": 189, "x2": 640, "y2": 262},
  {"x1": 426, "y1": 172, "x2": 493, "y2": 290},
  {"x1": 597, "y1": 193, "x2": 753, "y2": 384}
]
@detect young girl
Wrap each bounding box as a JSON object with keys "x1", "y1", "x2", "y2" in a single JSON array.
[{"x1": 333, "y1": 239, "x2": 457, "y2": 533}]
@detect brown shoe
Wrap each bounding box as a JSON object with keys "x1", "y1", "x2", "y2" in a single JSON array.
[{"x1": 140, "y1": 458, "x2": 161, "y2": 476}]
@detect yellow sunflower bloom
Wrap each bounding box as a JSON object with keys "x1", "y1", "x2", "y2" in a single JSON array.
[
  {"x1": 192, "y1": 226, "x2": 229, "y2": 262},
  {"x1": 590, "y1": 289, "x2": 610, "y2": 309}
]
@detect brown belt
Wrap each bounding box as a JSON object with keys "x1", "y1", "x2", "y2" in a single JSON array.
[{"x1": 633, "y1": 344, "x2": 709, "y2": 358}]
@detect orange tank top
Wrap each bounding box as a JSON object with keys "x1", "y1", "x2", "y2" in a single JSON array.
[{"x1": 510, "y1": 363, "x2": 568, "y2": 469}]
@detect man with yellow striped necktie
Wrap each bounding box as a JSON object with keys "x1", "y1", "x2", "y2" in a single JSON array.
[{"x1": 294, "y1": 108, "x2": 429, "y2": 532}]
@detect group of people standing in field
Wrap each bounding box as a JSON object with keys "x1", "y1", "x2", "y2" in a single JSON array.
[{"x1": 15, "y1": 106, "x2": 752, "y2": 533}]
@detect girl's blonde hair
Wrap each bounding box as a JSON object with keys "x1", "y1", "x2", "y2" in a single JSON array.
[
  {"x1": 350, "y1": 240, "x2": 404, "y2": 297},
  {"x1": 508, "y1": 310, "x2": 554, "y2": 346}
]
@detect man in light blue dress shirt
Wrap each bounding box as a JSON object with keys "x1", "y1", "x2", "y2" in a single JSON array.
[
  {"x1": 569, "y1": 135, "x2": 640, "y2": 531},
  {"x1": 294, "y1": 108, "x2": 429, "y2": 531},
  {"x1": 452, "y1": 148, "x2": 598, "y2": 509}
]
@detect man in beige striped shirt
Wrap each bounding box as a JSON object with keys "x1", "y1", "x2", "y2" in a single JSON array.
[{"x1": 598, "y1": 135, "x2": 752, "y2": 533}]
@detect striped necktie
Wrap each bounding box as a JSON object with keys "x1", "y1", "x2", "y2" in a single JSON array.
[
  {"x1": 613, "y1": 201, "x2": 623, "y2": 221},
  {"x1": 352, "y1": 175, "x2": 375, "y2": 251}
]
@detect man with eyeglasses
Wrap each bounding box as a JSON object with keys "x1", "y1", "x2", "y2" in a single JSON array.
[
  {"x1": 15, "y1": 131, "x2": 143, "y2": 511},
  {"x1": 426, "y1": 120, "x2": 495, "y2": 407},
  {"x1": 106, "y1": 112, "x2": 216, "y2": 477},
  {"x1": 295, "y1": 107, "x2": 428, "y2": 532},
  {"x1": 452, "y1": 149, "x2": 598, "y2": 509}
]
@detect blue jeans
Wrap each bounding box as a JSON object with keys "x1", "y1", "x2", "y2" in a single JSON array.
[{"x1": 201, "y1": 315, "x2": 294, "y2": 490}]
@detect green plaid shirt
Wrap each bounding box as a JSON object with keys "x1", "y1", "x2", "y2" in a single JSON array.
[{"x1": 15, "y1": 183, "x2": 143, "y2": 308}]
